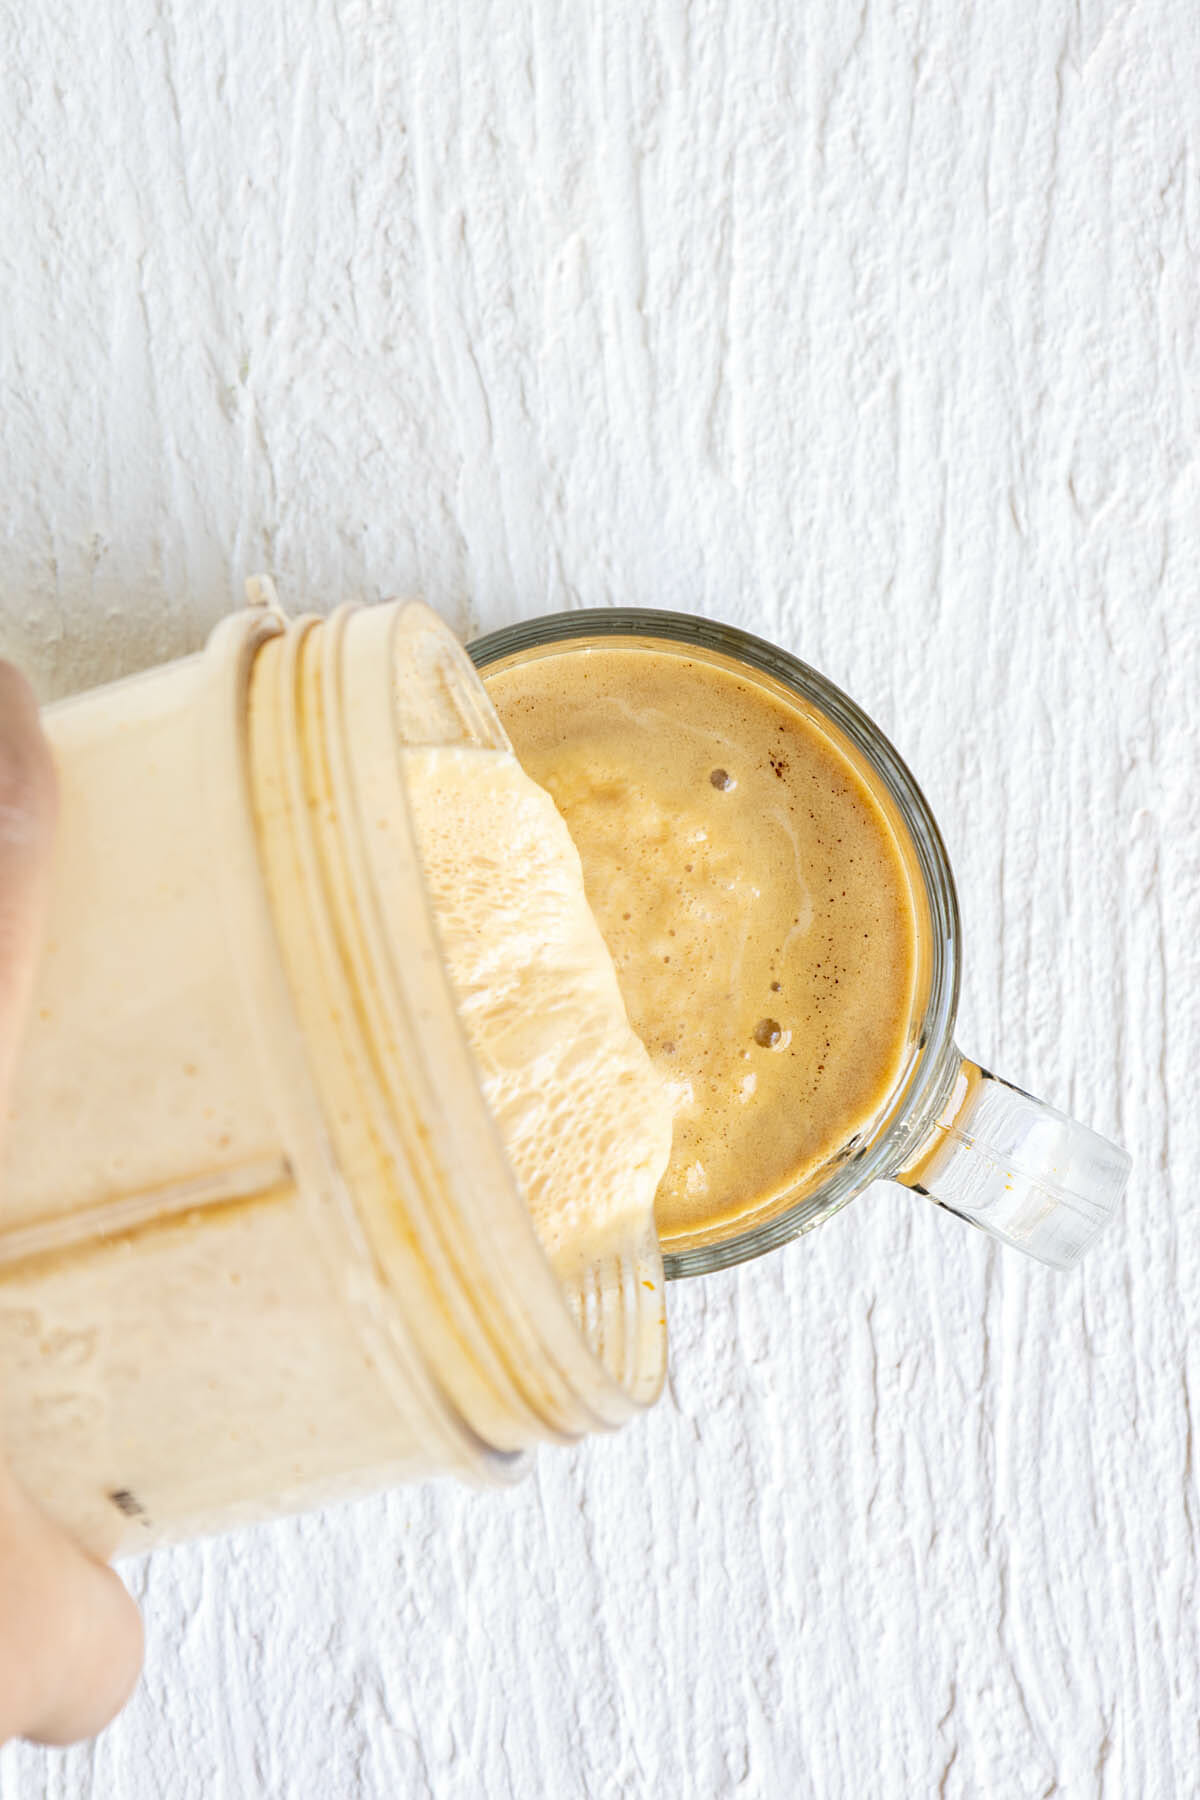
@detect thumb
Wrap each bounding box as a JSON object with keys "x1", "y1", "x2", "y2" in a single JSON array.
[
  {"x1": 0, "y1": 665, "x2": 143, "y2": 1744},
  {"x1": 0, "y1": 1461, "x2": 144, "y2": 1745}
]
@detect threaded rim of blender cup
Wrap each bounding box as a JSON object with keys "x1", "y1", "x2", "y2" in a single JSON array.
[{"x1": 244, "y1": 601, "x2": 668, "y2": 1451}]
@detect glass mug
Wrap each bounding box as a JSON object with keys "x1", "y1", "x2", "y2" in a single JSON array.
[{"x1": 469, "y1": 608, "x2": 1131, "y2": 1281}]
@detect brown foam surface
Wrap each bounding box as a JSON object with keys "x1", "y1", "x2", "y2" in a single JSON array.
[{"x1": 485, "y1": 643, "x2": 919, "y2": 1249}]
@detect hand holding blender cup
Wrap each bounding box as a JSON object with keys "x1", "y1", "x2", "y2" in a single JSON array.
[{"x1": 0, "y1": 664, "x2": 141, "y2": 1746}]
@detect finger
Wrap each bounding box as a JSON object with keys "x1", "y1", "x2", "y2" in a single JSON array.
[
  {"x1": 0, "y1": 663, "x2": 56, "y2": 1089},
  {"x1": 0, "y1": 1462, "x2": 143, "y2": 1745}
]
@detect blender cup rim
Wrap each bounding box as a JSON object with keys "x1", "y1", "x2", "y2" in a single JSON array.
[{"x1": 469, "y1": 606, "x2": 962, "y2": 1279}]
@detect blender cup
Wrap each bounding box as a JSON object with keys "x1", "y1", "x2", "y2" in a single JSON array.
[{"x1": 0, "y1": 595, "x2": 663, "y2": 1557}]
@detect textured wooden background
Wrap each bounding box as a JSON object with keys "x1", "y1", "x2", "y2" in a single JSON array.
[{"x1": 0, "y1": 1, "x2": 1195, "y2": 1794}]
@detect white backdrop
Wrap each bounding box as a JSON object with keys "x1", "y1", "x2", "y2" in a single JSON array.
[{"x1": 1, "y1": 1, "x2": 1196, "y2": 1794}]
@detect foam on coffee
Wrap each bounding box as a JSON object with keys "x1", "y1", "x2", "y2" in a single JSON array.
[{"x1": 484, "y1": 642, "x2": 920, "y2": 1251}]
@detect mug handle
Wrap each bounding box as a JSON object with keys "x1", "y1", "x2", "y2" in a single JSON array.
[{"x1": 895, "y1": 1054, "x2": 1130, "y2": 1271}]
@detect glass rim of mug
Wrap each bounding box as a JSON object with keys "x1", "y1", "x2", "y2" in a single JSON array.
[{"x1": 468, "y1": 607, "x2": 962, "y2": 1280}]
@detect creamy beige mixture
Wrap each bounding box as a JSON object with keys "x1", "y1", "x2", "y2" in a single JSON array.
[
  {"x1": 485, "y1": 643, "x2": 919, "y2": 1251},
  {"x1": 406, "y1": 744, "x2": 674, "y2": 1283}
]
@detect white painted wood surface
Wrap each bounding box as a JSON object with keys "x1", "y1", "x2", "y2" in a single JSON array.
[{"x1": 0, "y1": 1, "x2": 1195, "y2": 1793}]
